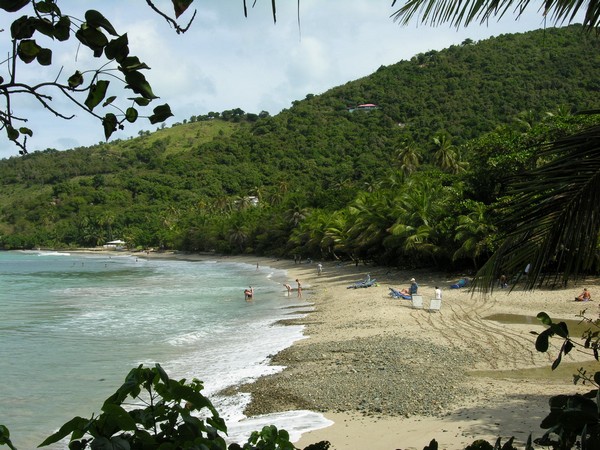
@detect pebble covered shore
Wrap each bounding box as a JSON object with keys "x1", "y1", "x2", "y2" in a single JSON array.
[{"x1": 237, "y1": 331, "x2": 477, "y2": 418}]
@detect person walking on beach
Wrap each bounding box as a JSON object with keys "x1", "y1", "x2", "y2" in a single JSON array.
[
  {"x1": 296, "y1": 279, "x2": 302, "y2": 298},
  {"x1": 435, "y1": 286, "x2": 442, "y2": 300},
  {"x1": 317, "y1": 262, "x2": 322, "y2": 276}
]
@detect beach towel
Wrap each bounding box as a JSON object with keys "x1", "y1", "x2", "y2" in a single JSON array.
[
  {"x1": 450, "y1": 278, "x2": 469, "y2": 289},
  {"x1": 347, "y1": 279, "x2": 377, "y2": 289},
  {"x1": 389, "y1": 287, "x2": 411, "y2": 300}
]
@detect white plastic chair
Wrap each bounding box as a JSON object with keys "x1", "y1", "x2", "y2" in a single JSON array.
[
  {"x1": 411, "y1": 295, "x2": 423, "y2": 309},
  {"x1": 428, "y1": 298, "x2": 442, "y2": 312}
]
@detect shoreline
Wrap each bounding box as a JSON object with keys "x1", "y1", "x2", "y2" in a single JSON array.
[
  {"x1": 52, "y1": 250, "x2": 600, "y2": 449},
  {"x1": 215, "y1": 255, "x2": 597, "y2": 450}
]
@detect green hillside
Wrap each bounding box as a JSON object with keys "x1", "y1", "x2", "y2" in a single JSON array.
[{"x1": 1, "y1": 24, "x2": 599, "y2": 272}]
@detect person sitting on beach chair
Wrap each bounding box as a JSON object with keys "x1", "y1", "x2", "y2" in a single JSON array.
[{"x1": 409, "y1": 278, "x2": 418, "y2": 295}]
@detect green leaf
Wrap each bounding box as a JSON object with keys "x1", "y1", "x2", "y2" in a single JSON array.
[
  {"x1": 84, "y1": 80, "x2": 110, "y2": 110},
  {"x1": 38, "y1": 416, "x2": 89, "y2": 447},
  {"x1": 6, "y1": 126, "x2": 19, "y2": 141},
  {"x1": 85, "y1": 10, "x2": 118, "y2": 36},
  {"x1": 172, "y1": 0, "x2": 194, "y2": 18},
  {"x1": 18, "y1": 127, "x2": 32, "y2": 137},
  {"x1": 551, "y1": 352, "x2": 562, "y2": 370},
  {"x1": 109, "y1": 436, "x2": 131, "y2": 450},
  {"x1": 36, "y1": 47, "x2": 52, "y2": 66},
  {"x1": 105, "y1": 34, "x2": 129, "y2": 62},
  {"x1": 149, "y1": 104, "x2": 173, "y2": 124},
  {"x1": 156, "y1": 363, "x2": 170, "y2": 384},
  {"x1": 124, "y1": 71, "x2": 157, "y2": 99},
  {"x1": 120, "y1": 56, "x2": 150, "y2": 72},
  {"x1": 53, "y1": 16, "x2": 71, "y2": 41},
  {"x1": 537, "y1": 312, "x2": 552, "y2": 326},
  {"x1": 131, "y1": 97, "x2": 150, "y2": 107},
  {"x1": 125, "y1": 107, "x2": 138, "y2": 123},
  {"x1": 102, "y1": 96, "x2": 117, "y2": 107},
  {"x1": 10, "y1": 16, "x2": 36, "y2": 39},
  {"x1": 552, "y1": 322, "x2": 569, "y2": 339},
  {"x1": 101, "y1": 404, "x2": 137, "y2": 431},
  {"x1": 0, "y1": 0, "x2": 29, "y2": 13},
  {"x1": 535, "y1": 330, "x2": 550, "y2": 352},
  {"x1": 17, "y1": 39, "x2": 41, "y2": 63},
  {"x1": 167, "y1": 381, "x2": 214, "y2": 411},
  {"x1": 102, "y1": 113, "x2": 118, "y2": 140},
  {"x1": 36, "y1": 1, "x2": 61, "y2": 15},
  {"x1": 33, "y1": 17, "x2": 54, "y2": 38},
  {"x1": 68, "y1": 71, "x2": 84, "y2": 89},
  {"x1": 76, "y1": 24, "x2": 108, "y2": 57},
  {"x1": 0, "y1": 424, "x2": 11, "y2": 441},
  {"x1": 564, "y1": 340, "x2": 574, "y2": 355}
]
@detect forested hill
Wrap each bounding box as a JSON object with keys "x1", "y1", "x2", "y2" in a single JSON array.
[
  {"x1": 324, "y1": 24, "x2": 599, "y2": 143},
  {"x1": 1, "y1": 24, "x2": 599, "y2": 270}
]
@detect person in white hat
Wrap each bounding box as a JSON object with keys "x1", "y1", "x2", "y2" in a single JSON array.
[{"x1": 409, "y1": 278, "x2": 418, "y2": 295}]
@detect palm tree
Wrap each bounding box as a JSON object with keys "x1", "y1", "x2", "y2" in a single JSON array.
[
  {"x1": 390, "y1": 0, "x2": 600, "y2": 290},
  {"x1": 284, "y1": 203, "x2": 309, "y2": 228},
  {"x1": 473, "y1": 126, "x2": 600, "y2": 290},
  {"x1": 324, "y1": 210, "x2": 352, "y2": 260},
  {"x1": 512, "y1": 110, "x2": 538, "y2": 133},
  {"x1": 432, "y1": 133, "x2": 458, "y2": 173},
  {"x1": 453, "y1": 202, "x2": 497, "y2": 269},
  {"x1": 384, "y1": 178, "x2": 454, "y2": 264},
  {"x1": 395, "y1": 141, "x2": 421, "y2": 176},
  {"x1": 228, "y1": 223, "x2": 249, "y2": 252},
  {"x1": 345, "y1": 191, "x2": 396, "y2": 259}
]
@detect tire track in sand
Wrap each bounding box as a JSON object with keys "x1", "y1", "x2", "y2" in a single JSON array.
[{"x1": 409, "y1": 295, "x2": 547, "y2": 370}]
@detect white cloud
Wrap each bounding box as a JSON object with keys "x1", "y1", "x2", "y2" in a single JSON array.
[{"x1": 0, "y1": 0, "x2": 568, "y2": 159}]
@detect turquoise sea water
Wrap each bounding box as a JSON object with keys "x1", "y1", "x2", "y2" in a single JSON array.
[{"x1": 0, "y1": 250, "x2": 331, "y2": 449}]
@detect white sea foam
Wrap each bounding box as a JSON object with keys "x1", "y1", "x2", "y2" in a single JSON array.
[
  {"x1": 0, "y1": 252, "x2": 330, "y2": 449},
  {"x1": 36, "y1": 251, "x2": 71, "y2": 256}
]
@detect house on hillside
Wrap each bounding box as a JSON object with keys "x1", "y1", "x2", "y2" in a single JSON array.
[{"x1": 347, "y1": 103, "x2": 379, "y2": 113}]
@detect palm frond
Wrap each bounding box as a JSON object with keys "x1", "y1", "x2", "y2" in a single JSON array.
[
  {"x1": 473, "y1": 124, "x2": 600, "y2": 292},
  {"x1": 390, "y1": 0, "x2": 600, "y2": 28}
]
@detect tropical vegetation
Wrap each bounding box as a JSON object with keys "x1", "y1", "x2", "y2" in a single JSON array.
[
  {"x1": 1, "y1": 25, "x2": 599, "y2": 288},
  {"x1": 2, "y1": 0, "x2": 600, "y2": 445}
]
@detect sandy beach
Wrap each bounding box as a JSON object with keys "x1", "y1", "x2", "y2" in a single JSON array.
[
  {"x1": 83, "y1": 250, "x2": 600, "y2": 449},
  {"x1": 219, "y1": 255, "x2": 597, "y2": 450}
]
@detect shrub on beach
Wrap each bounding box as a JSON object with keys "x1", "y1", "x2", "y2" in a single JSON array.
[{"x1": 0, "y1": 364, "x2": 329, "y2": 450}]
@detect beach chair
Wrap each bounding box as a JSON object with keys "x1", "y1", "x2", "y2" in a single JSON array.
[
  {"x1": 428, "y1": 298, "x2": 442, "y2": 312},
  {"x1": 411, "y1": 295, "x2": 423, "y2": 309}
]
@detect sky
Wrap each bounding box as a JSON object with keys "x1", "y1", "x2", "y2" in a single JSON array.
[{"x1": 0, "y1": 0, "x2": 559, "y2": 160}]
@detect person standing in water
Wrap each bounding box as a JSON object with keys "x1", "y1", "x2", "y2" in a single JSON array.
[
  {"x1": 296, "y1": 279, "x2": 302, "y2": 298},
  {"x1": 283, "y1": 283, "x2": 292, "y2": 296}
]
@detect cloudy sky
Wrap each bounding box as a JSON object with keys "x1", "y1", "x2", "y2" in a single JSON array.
[{"x1": 0, "y1": 0, "x2": 556, "y2": 159}]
